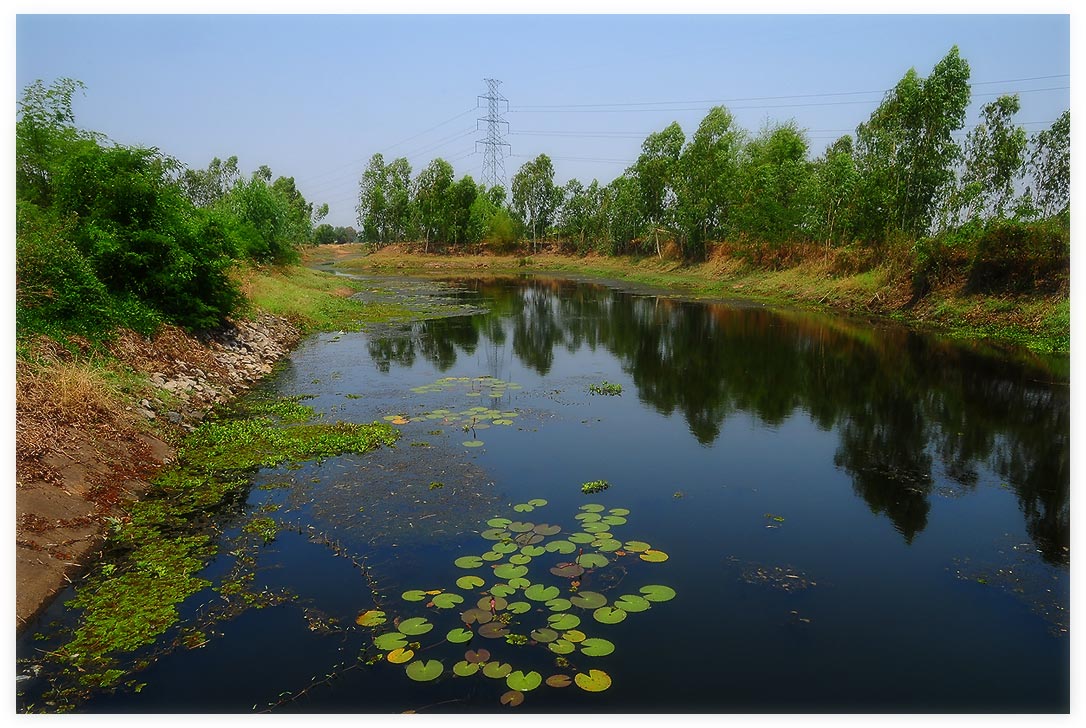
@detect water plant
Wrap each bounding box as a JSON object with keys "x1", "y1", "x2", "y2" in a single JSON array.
[
  {"x1": 581, "y1": 480, "x2": 610, "y2": 494},
  {"x1": 588, "y1": 381, "x2": 622, "y2": 396}
]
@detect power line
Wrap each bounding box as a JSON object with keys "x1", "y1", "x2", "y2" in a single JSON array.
[{"x1": 476, "y1": 78, "x2": 511, "y2": 189}]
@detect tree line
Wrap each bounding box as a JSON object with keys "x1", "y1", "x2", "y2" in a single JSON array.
[
  {"x1": 16, "y1": 78, "x2": 329, "y2": 337},
  {"x1": 354, "y1": 47, "x2": 1069, "y2": 267}
]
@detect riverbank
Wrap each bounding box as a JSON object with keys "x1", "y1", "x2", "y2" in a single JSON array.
[{"x1": 308, "y1": 243, "x2": 1070, "y2": 355}]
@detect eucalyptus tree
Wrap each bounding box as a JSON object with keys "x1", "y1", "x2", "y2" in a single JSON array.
[
  {"x1": 16, "y1": 77, "x2": 92, "y2": 206},
  {"x1": 1025, "y1": 110, "x2": 1070, "y2": 219},
  {"x1": 958, "y1": 94, "x2": 1027, "y2": 221},
  {"x1": 384, "y1": 157, "x2": 414, "y2": 242},
  {"x1": 511, "y1": 153, "x2": 559, "y2": 252},
  {"x1": 633, "y1": 122, "x2": 685, "y2": 257},
  {"x1": 805, "y1": 135, "x2": 859, "y2": 245},
  {"x1": 677, "y1": 106, "x2": 744, "y2": 258},
  {"x1": 356, "y1": 153, "x2": 389, "y2": 244},
  {"x1": 557, "y1": 178, "x2": 598, "y2": 251},
  {"x1": 448, "y1": 175, "x2": 479, "y2": 245},
  {"x1": 180, "y1": 155, "x2": 241, "y2": 208},
  {"x1": 853, "y1": 46, "x2": 972, "y2": 241},
  {"x1": 603, "y1": 173, "x2": 644, "y2": 255},
  {"x1": 414, "y1": 158, "x2": 455, "y2": 250},
  {"x1": 732, "y1": 121, "x2": 811, "y2": 243}
]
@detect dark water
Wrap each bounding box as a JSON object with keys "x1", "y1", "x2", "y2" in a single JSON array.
[{"x1": 18, "y1": 275, "x2": 1070, "y2": 713}]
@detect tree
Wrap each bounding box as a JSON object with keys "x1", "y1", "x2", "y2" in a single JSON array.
[
  {"x1": 804, "y1": 135, "x2": 858, "y2": 245},
  {"x1": 180, "y1": 155, "x2": 240, "y2": 208},
  {"x1": 356, "y1": 153, "x2": 389, "y2": 244},
  {"x1": 448, "y1": 175, "x2": 479, "y2": 245},
  {"x1": 556, "y1": 178, "x2": 593, "y2": 251},
  {"x1": 271, "y1": 175, "x2": 317, "y2": 243},
  {"x1": 603, "y1": 173, "x2": 644, "y2": 255},
  {"x1": 854, "y1": 46, "x2": 972, "y2": 241},
  {"x1": 1025, "y1": 110, "x2": 1070, "y2": 219},
  {"x1": 16, "y1": 77, "x2": 93, "y2": 206},
  {"x1": 677, "y1": 107, "x2": 744, "y2": 258},
  {"x1": 733, "y1": 121, "x2": 811, "y2": 243},
  {"x1": 634, "y1": 122, "x2": 685, "y2": 257},
  {"x1": 511, "y1": 154, "x2": 559, "y2": 252},
  {"x1": 958, "y1": 94, "x2": 1027, "y2": 221},
  {"x1": 415, "y1": 158, "x2": 455, "y2": 250}
]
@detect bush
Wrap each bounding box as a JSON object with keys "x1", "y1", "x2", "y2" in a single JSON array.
[{"x1": 967, "y1": 219, "x2": 1069, "y2": 294}]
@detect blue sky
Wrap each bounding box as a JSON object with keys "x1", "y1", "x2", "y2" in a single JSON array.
[{"x1": 14, "y1": 8, "x2": 1074, "y2": 228}]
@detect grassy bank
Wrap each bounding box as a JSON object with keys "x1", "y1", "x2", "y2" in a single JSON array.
[{"x1": 307, "y1": 243, "x2": 1070, "y2": 354}]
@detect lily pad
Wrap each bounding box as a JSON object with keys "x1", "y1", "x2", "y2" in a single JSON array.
[
  {"x1": 387, "y1": 647, "x2": 414, "y2": 664},
  {"x1": 513, "y1": 503, "x2": 535, "y2": 513},
  {"x1": 447, "y1": 627, "x2": 474, "y2": 644},
  {"x1": 355, "y1": 610, "x2": 386, "y2": 627},
  {"x1": 524, "y1": 584, "x2": 560, "y2": 601},
  {"x1": 462, "y1": 440, "x2": 485, "y2": 447},
  {"x1": 527, "y1": 498, "x2": 548, "y2": 507},
  {"x1": 545, "y1": 674, "x2": 572, "y2": 688},
  {"x1": 608, "y1": 508, "x2": 631, "y2": 516},
  {"x1": 622, "y1": 540, "x2": 651, "y2": 553},
  {"x1": 582, "y1": 523, "x2": 610, "y2": 533},
  {"x1": 614, "y1": 594, "x2": 651, "y2": 612},
  {"x1": 374, "y1": 632, "x2": 408, "y2": 651},
  {"x1": 507, "y1": 577, "x2": 532, "y2": 590},
  {"x1": 397, "y1": 617, "x2": 434, "y2": 636},
  {"x1": 493, "y1": 418, "x2": 514, "y2": 425},
  {"x1": 456, "y1": 575, "x2": 485, "y2": 590},
  {"x1": 464, "y1": 648, "x2": 491, "y2": 663},
  {"x1": 486, "y1": 517, "x2": 513, "y2": 528},
  {"x1": 550, "y1": 563, "x2": 585, "y2": 578},
  {"x1": 579, "y1": 637, "x2": 616, "y2": 657},
  {"x1": 530, "y1": 627, "x2": 559, "y2": 643},
  {"x1": 547, "y1": 639, "x2": 575, "y2": 655},
  {"x1": 508, "y1": 554, "x2": 532, "y2": 565},
  {"x1": 508, "y1": 521, "x2": 535, "y2": 533},
  {"x1": 454, "y1": 556, "x2": 484, "y2": 569},
  {"x1": 460, "y1": 607, "x2": 493, "y2": 625},
  {"x1": 640, "y1": 549, "x2": 669, "y2": 563},
  {"x1": 592, "y1": 538, "x2": 622, "y2": 551},
  {"x1": 574, "y1": 669, "x2": 612, "y2": 692},
  {"x1": 562, "y1": 629, "x2": 587, "y2": 643},
  {"x1": 432, "y1": 593, "x2": 465, "y2": 609},
  {"x1": 533, "y1": 523, "x2": 562, "y2": 536},
  {"x1": 483, "y1": 661, "x2": 513, "y2": 679},
  {"x1": 545, "y1": 540, "x2": 577, "y2": 554},
  {"x1": 493, "y1": 563, "x2": 529, "y2": 580},
  {"x1": 405, "y1": 659, "x2": 443, "y2": 682},
  {"x1": 568, "y1": 533, "x2": 595, "y2": 544},
  {"x1": 569, "y1": 591, "x2": 608, "y2": 609},
  {"x1": 478, "y1": 622, "x2": 509, "y2": 639},
  {"x1": 600, "y1": 515, "x2": 627, "y2": 526},
  {"x1": 574, "y1": 512, "x2": 602, "y2": 522},
  {"x1": 593, "y1": 606, "x2": 627, "y2": 624},
  {"x1": 506, "y1": 670, "x2": 543, "y2": 692},
  {"x1": 493, "y1": 542, "x2": 519, "y2": 554},
  {"x1": 515, "y1": 533, "x2": 544, "y2": 545},
  {"x1": 480, "y1": 551, "x2": 503, "y2": 561},
  {"x1": 491, "y1": 583, "x2": 517, "y2": 597},
  {"x1": 481, "y1": 528, "x2": 511, "y2": 540},
  {"x1": 577, "y1": 553, "x2": 610, "y2": 569},
  {"x1": 639, "y1": 585, "x2": 677, "y2": 602},
  {"x1": 500, "y1": 690, "x2": 524, "y2": 707},
  {"x1": 453, "y1": 660, "x2": 480, "y2": 677},
  {"x1": 477, "y1": 595, "x2": 508, "y2": 611},
  {"x1": 507, "y1": 601, "x2": 532, "y2": 614},
  {"x1": 401, "y1": 589, "x2": 428, "y2": 602},
  {"x1": 521, "y1": 545, "x2": 546, "y2": 557},
  {"x1": 545, "y1": 597, "x2": 573, "y2": 612},
  {"x1": 579, "y1": 504, "x2": 605, "y2": 513},
  {"x1": 548, "y1": 613, "x2": 581, "y2": 630}
]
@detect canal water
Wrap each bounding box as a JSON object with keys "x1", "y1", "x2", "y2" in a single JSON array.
[{"x1": 17, "y1": 274, "x2": 1070, "y2": 713}]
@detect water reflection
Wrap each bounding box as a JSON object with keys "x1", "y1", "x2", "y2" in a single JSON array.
[{"x1": 364, "y1": 276, "x2": 1069, "y2": 565}]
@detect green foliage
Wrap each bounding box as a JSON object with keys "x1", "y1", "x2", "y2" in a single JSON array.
[
  {"x1": 1025, "y1": 110, "x2": 1070, "y2": 218},
  {"x1": 581, "y1": 480, "x2": 610, "y2": 494},
  {"x1": 732, "y1": 121, "x2": 811, "y2": 244},
  {"x1": 958, "y1": 94, "x2": 1027, "y2": 221},
  {"x1": 588, "y1": 381, "x2": 622, "y2": 396},
  {"x1": 512, "y1": 154, "x2": 560, "y2": 251}
]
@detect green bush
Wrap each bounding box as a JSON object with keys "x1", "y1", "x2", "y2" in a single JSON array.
[{"x1": 967, "y1": 218, "x2": 1069, "y2": 294}]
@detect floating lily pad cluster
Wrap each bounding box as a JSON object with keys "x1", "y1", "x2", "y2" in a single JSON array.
[
  {"x1": 356, "y1": 498, "x2": 675, "y2": 708},
  {"x1": 381, "y1": 376, "x2": 524, "y2": 448}
]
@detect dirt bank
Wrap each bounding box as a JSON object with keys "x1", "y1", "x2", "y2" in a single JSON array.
[{"x1": 15, "y1": 314, "x2": 301, "y2": 631}]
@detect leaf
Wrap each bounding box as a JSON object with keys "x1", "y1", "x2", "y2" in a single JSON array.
[
  {"x1": 579, "y1": 637, "x2": 616, "y2": 657},
  {"x1": 432, "y1": 593, "x2": 464, "y2": 609},
  {"x1": 600, "y1": 515, "x2": 627, "y2": 526},
  {"x1": 545, "y1": 540, "x2": 576, "y2": 554},
  {"x1": 478, "y1": 622, "x2": 509, "y2": 639},
  {"x1": 477, "y1": 595, "x2": 508, "y2": 611},
  {"x1": 639, "y1": 585, "x2": 677, "y2": 602},
  {"x1": 508, "y1": 554, "x2": 532, "y2": 565},
  {"x1": 577, "y1": 553, "x2": 609, "y2": 569},
  {"x1": 387, "y1": 647, "x2": 414, "y2": 664},
  {"x1": 550, "y1": 563, "x2": 585, "y2": 578},
  {"x1": 492, "y1": 583, "x2": 517, "y2": 597},
  {"x1": 568, "y1": 533, "x2": 595, "y2": 544},
  {"x1": 500, "y1": 690, "x2": 524, "y2": 707},
  {"x1": 527, "y1": 498, "x2": 548, "y2": 507},
  {"x1": 622, "y1": 540, "x2": 651, "y2": 553},
  {"x1": 464, "y1": 648, "x2": 491, "y2": 663},
  {"x1": 507, "y1": 577, "x2": 531, "y2": 590},
  {"x1": 507, "y1": 601, "x2": 532, "y2": 614},
  {"x1": 462, "y1": 440, "x2": 485, "y2": 447},
  {"x1": 521, "y1": 545, "x2": 546, "y2": 557},
  {"x1": 592, "y1": 538, "x2": 622, "y2": 551},
  {"x1": 493, "y1": 563, "x2": 528, "y2": 580},
  {"x1": 454, "y1": 556, "x2": 483, "y2": 569},
  {"x1": 401, "y1": 589, "x2": 428, "y2": 602},
  {"x1": 481, "y1": 528, "x2": 511, "y2": 540},
  {"x1": 582, "y1": 523, "x2": 610, "y2": 533},
  {"x1": 483, "y1": 661, "x2": 513, "y2": 679},
  {"x1": 548, "y1": 613, "x2": 581, "y2": 630},
  {"x1": 508, "y1": 521, "x2": 535, "y2": 533},
  {"x1": 608, "y1": 508, "x2": 631, "y2": 516},
  {"x1": 548, "y1": 639, "x2": 575, "y2": 655},
  {"x1": 480, "y1": 551, "x2": 503, "y2": 561},
  {"x1": 639, "y1": 549, "x2": 669, "y2": 563},
  {"x1": 562, "y1": 629, "x2": 587, "y2": 643},
  {"x1": 545, "y1": 598, "x2": 573, "y2": 612},
  {"x1": 397, "y1": 617, "x2": 434, "y2": 636},
  {"x1": 405, "y1": 659, "x2": 443, "y2": 682},
  {"x1": 533, "y1": 523, "x2": 562, "y2": 536},
  {"x1": 530, "y1": 627, "x2": 559, "y2": 643},
  {"x1": 579, "y1": 504, "x2": 605, "y2": 513},
  {"x1": 355, "y1": 610, "x2": 386, "y2": 627},
  {"x1": 486, "y1": 517, "x2": 512, "y2": 528},
  {"x1": 569, "y1": 591, "x2": 607, "y2": 609},
  {"x1": 374, "y1": 632, "x2": 407, "y2": 651},
  {"x1": 493, "y1": 542, "x2": 519, "y2": 554},
  {"x1": 515, "y1": 533, "x2": 544, "y2": 545},
  {"x1": 453, "y1": 660, "x2": 480, "y2": 677},
  {"x1": 493, "y1": 419, "x2": 514, "y2": 425},
  {"x1": 545, "y1": 674, "x2": 572, "y2": 688},
  {"x1": 506, "y1": 670, "x2": 543, "y2": 692},
  {"x1": 614, "y1": 594, "x2": 651, "y2": 613},
  {"x1": 456, "y1": 575, "x2": 485, "y2": 590},
  {"x1": 524, "y1": 584, "x2": 560, "y2": 601},
  {"x1": 574, "y1": 669, "x2": 612, "y2": 692},
  {"x1": 460, "y1": 607, "x2": 493, "y2": 625},
  {"x1": 446, "y1": 627, "x2": 474, "y2": 644},
  {"x1": 513, "y1": 503, "x2": 534, "y2": 513},
  {"x1": 575, "y1": 512, "x2": 602, "y2": 523},
  {"x1": 592, "y1": 606, "x2": 628, "y2": 624}
]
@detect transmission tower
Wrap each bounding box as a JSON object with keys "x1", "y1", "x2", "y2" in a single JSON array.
[{"x1": 476, "y1": 78, "x2": 511, "y2": 189}]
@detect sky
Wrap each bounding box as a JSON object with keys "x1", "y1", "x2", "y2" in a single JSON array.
[{"x1": 11, "y1": 5, "x2": 1076, "y2": 229}]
